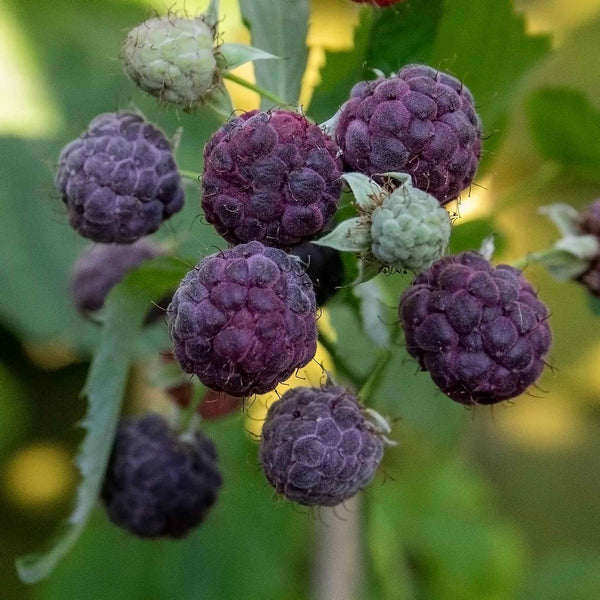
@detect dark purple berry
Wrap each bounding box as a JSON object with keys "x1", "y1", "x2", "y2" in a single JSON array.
[
  {"x1": 335, "y1": 64, "x2": 482, "y2": 205},
  {"x1": 291, "y1": 243, "x2": 343, "y2": 305},
  {"x1": 69, "y1": 240, "x2": 168, "y2": 322},
  {"x1": 167, "y1": 241, "x2": 318, "y2": 397},
  {"x1": 56, "y1": 112, "x2": 184, "y2": 243},
  {"x1": 259, "y1": 386, "x2": 385, "y2": 506},
  {"x1": 101, "y1": 414, "x2": 222, "y2": 538},
  {"x1": 578, "y1": 199, "x2": 600, "y2": 237},
  {"x1": 399, "y1": 251, "x2": 552, "y2": 405},
  {"x1": 201, "y1": 110, "x2": 343, "y2": 248}
]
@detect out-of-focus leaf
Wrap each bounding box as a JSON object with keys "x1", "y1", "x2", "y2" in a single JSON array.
[
  {"x1": 518, "y1": 554, "x2": 600, "y2": 600},
  {"x1": 238, "y1": 0, "x2": 309, "y2": 108},
  {"x1": 365, "y1": 455, "x2": 525, "y2": 600},
  {"x1": 16, "y1": 258, "x2": 188, "y2": 584},
  {"x1": 527, "y1": 88, "x2": 600, "y2": 176},
  {"x1": 449, "y1": 218, "x2": 507, "y2": 256},
  {"x1": 367, "y1": 500, "x2": 415, "y2": 600},
  {"x1": 309, "y1": 10, "x2": 373, "y2": 123}
]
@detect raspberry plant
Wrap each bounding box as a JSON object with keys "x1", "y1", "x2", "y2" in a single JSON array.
[{"x1": 17, "y1": 0, "x2": 597, "y2": 597}]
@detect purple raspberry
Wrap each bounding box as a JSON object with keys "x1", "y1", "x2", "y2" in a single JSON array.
[
  {"x1": 578, "y1": 199, "x2": 600, "y2": 237},
  {"x1": 56, "y1": 112, "x2": 184, "y2": 243},
  {"x1": 259, "y1": 386, "x2": 385, "y2": 506},
  {"x1": 575, "y1": 200, "x2": 600, "y2": 296},
  {"x1": 577, "y1": 259, "x2": 600, "y2": 296},
  {"x1": 167, "y1": 241, "x2": 318, "y2": 397},
  {"x1": 291, "y1": 243, "x2": 344, "y2": 306},
  {"x1": 335, "y1": 64, "x2": 482, "y2": 205},
  {"x1": 69, "y1": 240, "x2": 168, "y2": 322},
  {"x1": 101, "y1": 414, "x2": 222, "y2": 538},
  {"x1": 201, "y1": 110, "x2": 343, "y2": 248},
  {"x1": 399, "y1": 251, "x2": 552, "y2": 405}
]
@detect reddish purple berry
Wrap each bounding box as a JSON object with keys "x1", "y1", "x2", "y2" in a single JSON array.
[
  {"x1": 335, "y1": 64, "x2": 482, "y2": 205},
  {"x1": 260, "y1": 386, "x2": 385, "y2": 506},
  {"x1": 56, "y1": 112, "x2": 184, "y2": 243},
  {"x1": 101, "y1": 414, "x2": 222, "y2": 538},
  {"x1": 399, "y1": 251, "x2": 552, "y2": 405},
  {"x1": 167, "y1": 241, "x2": 318, "y2": 397},
  {"x1": 201, "y1": 110, "x2": 343, "y2": 248}
]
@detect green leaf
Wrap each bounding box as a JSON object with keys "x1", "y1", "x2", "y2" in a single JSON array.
[
  {"x1": 527, "y1": 88, "x2": 600, "y2": 175},
  {"x1": 449, "y1": 218, "x2": 506, "y2": 256},
  {"x1": 430, "y1": 0, "x2": 550, "y2": 173},
  {"x1": 16, "y1": 257, "x2": 189, "y2": 584},
  {"x1": 238, "y1": 0, "x2": 309, "y2": 108},
  {"x1": 309, "y1": 10, "x2": 374, "y2": 123}
]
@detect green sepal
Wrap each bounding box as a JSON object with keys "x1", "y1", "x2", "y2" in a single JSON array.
[
  {"x1": 539, "y1": 203, "x2": 582, "y2": 237},
  {"x1": 315, "y1": 218, "x2": 371, "y2": 253},
  {"x1": 219, "y1": 43, "x2": 279, "y2": 72},
  {"x1": 341, "y1": 172, "x2": 381, "y2": 209}
]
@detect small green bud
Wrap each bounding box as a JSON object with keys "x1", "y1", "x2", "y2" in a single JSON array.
[
  {"x1": 122, "y1": 16, "x2": 219, "y2": 107},
  {"x1": 370, "y1": 183, "x2": 451, "y2": 271}
]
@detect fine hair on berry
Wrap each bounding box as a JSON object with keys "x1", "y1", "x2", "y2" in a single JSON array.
[{"x1": 260, "y1": 386, "x2": 385, "y2": 506}]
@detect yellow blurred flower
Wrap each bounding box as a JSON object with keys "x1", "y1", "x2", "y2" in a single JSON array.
[{"x1": 4, "y1": 443, "x2": 74, "y2": 510}]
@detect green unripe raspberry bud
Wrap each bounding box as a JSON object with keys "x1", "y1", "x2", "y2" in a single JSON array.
[
  {"x1": 370, "y1": 185, "x2": 451, "y2": 271},
  {"x1": 122, "y1": 16, "x2": 218, "y2": 107}
]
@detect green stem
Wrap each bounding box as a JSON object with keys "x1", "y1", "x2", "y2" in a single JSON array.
[
  {"x1": 359, "y1": 349, "x2": 393, "y2": 403},
  {"x1": 511, "y1": 246, "x2": 566, "y2": 270},
  {"x1": 179, "y1": 169, "x2": 202, "y2": 182},
  {"x1": 223, "y1": 71, "x2": 293, "y2": 108},
  {"x1": 318, "y1": 332, "x2": 363, "y2": 389},
  {"x1": 179, "y1": 382, "x2": 207, "y2": 432}
]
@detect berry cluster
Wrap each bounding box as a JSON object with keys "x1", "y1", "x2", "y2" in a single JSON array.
[{"x1": 52, "y1": 5, "x2": 554, "y2": 542}]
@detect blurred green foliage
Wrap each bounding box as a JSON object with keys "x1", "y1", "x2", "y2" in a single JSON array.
[{"x1": 2, "y1": 0, "x2": 600, "y2": 599}]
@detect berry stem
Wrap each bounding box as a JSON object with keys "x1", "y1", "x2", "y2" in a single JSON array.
[
  {"x1": 179, "y1": 382, "x2": 207, "y2": 432},
  {"x1": 223, "y1": 72, "x2": 294, "y2": 108},
  {"x1": 179, "y1": 169, "x2": 202, "y2": 182},
  {"x1": 359, "y1": 349, "x2": 393, "y2": 403},
  {"x1": 318, "y1": 332, "x2": 363, "y2": 389}
]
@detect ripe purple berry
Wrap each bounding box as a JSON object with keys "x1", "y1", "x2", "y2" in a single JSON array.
[
  {"x1": 335, "y1": 64, "x2": 482, "y2": 205},
  {"x1": 101, "y1": 414, "x2": 222, "y2": 538},
  {"x1": 399, "y1": 251, "x2": 552, "y2": 405},
  {"x1": 168, "y1": 241, "x2": 318, "y2": 397},
  {"x1": 578, "y1": 199, "x2": 600, "y2": 237},
  {"x1": 202, "y1": 110, "x2": 343, "y2": 248},
  {"x1": 260, "y1": 386, "x2": 385, "y2": 506},
  {"x1": 575, "y1": 200, "x2": 600, "y2": 296},
  {"x1": 56, "y1": 112, "x2": 184, "y2": 243},
  {"x1": 69, "y1": 240, "x2": 166, "y2": 320}
]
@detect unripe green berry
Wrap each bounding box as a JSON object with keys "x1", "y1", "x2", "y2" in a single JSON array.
[
  {"x1": 122, "y1": 16, "x2": 218, "y2": 107},
  {"x1": 370, "y1": 184, "x2": 451, "y2": 271}
]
